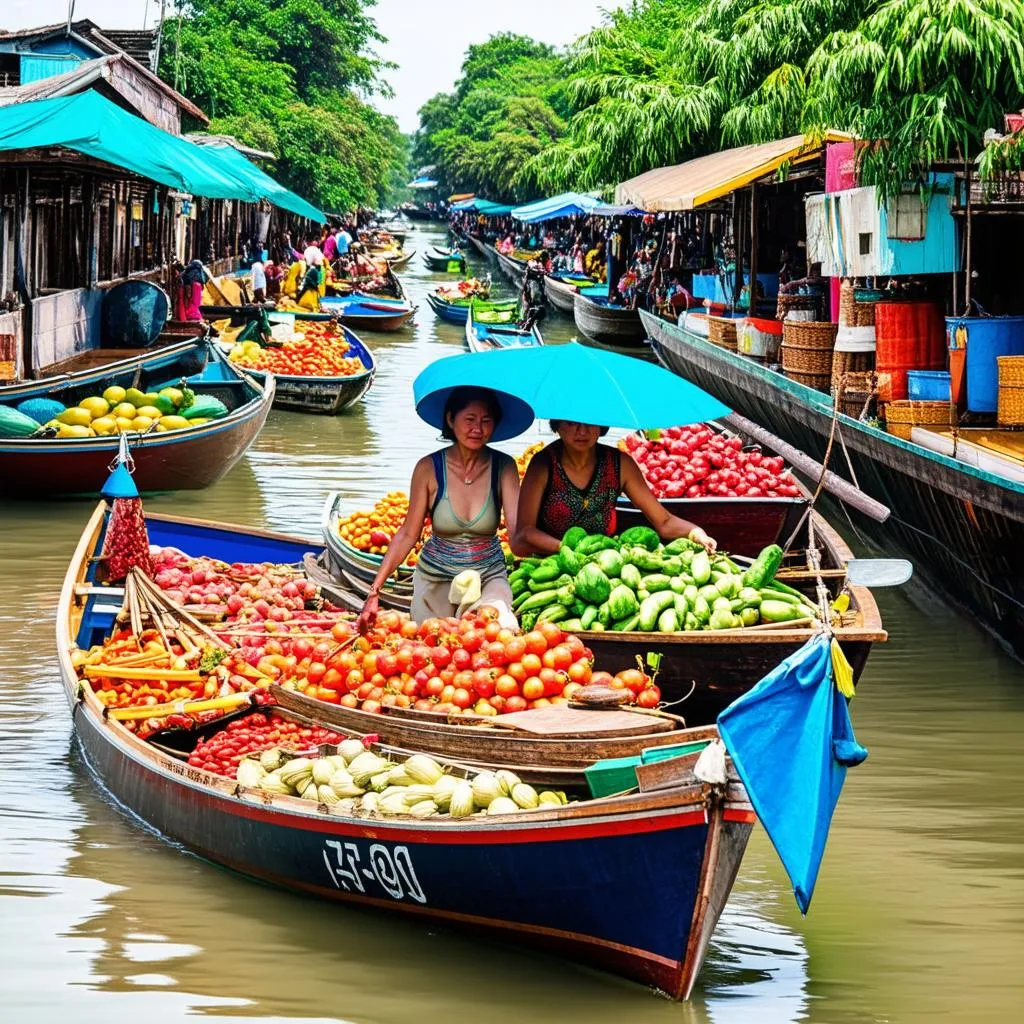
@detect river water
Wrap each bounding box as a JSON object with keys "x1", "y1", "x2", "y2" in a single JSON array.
[{"x1": 2, "y1": 224, "x2": 1022, "y2": 1023}]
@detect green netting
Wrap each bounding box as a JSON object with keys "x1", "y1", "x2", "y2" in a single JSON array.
[{"x1": 0, "y1": 91, "x2": 323, "y2": 220}]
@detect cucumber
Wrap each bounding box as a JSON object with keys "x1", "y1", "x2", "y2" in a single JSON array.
[
  {"x1": 638, "y1": 590, "x2": 676, "y2": 631},
  {"x1": 611, "y1": 613, "x2": 640, "y2": 632},
  {"x1": 657, "y1": 607, "x2": 679, "y2": 632}
]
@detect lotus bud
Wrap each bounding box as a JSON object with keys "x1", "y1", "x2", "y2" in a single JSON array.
[
  {"x1": 318, "y1": 784, "x2": 340, "y2": 805},
  {"x1": 236, "y1": 759, "x2": 266, "y2": 789},
  {"x1": 511, "y1": 782, "x2": 540, "y2": 809},
  {"x1": 495, "y1": 769, "x2": 521, "y2": 797},
  {"x1": 360, "y1": 792, "x2": 379, "y2": 814},
  {"x1": 404, "y1": 754, "x2": 444, "y2": 786},
  {"x1": 337, "y1": 739, "x2": 366, "y2": 764},
  {"x1": 448, "y1": 781, "x2": 474, "y2": 818},
  {"x1": 259, "y1": 747, "x2": 285, "y2": 772},
  {"x1": 329, "y1": 770, "x2": 364, "y2": 799},
  {"x1": 486, "y1": 796, "x2": 520, "y2": 816},
  {"x1": 408, "y1": 799, "x2": 438, "y2": 818},
  {"x1": 471, "y1": 771, "x2": 501, "y2": 808},
  {"x1": 312, "y1": 759, "x2": 335, "y2": 786}
]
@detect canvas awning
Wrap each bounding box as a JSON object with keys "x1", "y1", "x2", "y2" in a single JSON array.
[
  {"x1": 448, "y1": 192, "x2": 475, "y2": 203},
  {"x1": 0, "y1": 90, "x2": 324, "y2": 219},
  {"x1": 511, "y1": 192, "x2": 600, "y2": 222},
  {"x1": 614, "y1": 131, "x2": 853, "y2": 212},
  {"x1": 451, "y1": 197, "x2": 514, "y2": 216}
]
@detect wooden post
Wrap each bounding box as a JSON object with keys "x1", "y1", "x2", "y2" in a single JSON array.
[
  {"x1": 749, "y1": 183, "x2": 758, "y2": 315},
  {"x1": 964, "y1": 164, "x2": 973, "y2": 311}
]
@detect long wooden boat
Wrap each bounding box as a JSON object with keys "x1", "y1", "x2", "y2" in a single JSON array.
[
  {"x1": 544, "y1": 272, "x2": 588, "y2": 314},
  {"x1": 495, "y1": 249, "x2": 528, "y2": 287},
  {"x1": 319, "y1": 295, "x2": 416, "y2": 332},
  {"x1": 0, "y1": 344, "x2": 272, "y2": 497},
  {"x1": 643, "y1": 309, "x2": 1024, "y2": 659},
  {"x1": 423, "y1": 248, "x2": 468, "y2": 273},
  {"x1": 0, "y1": 333, "x2": 209, "y2": 399},
  {"x1": 467, "y1": 235, "x2": 491, "y2": 260},
  {"x1": 223, "y1": 326, "x2": 375, "y2": 415},
  {"x1": 382, "y1": 248, "x2": 415, "y2": 269},
  {"x1": 573, "y1": 292, "x2": 646, "y2": 348},
  {"x1": 425, "y1": 293, "x2": 518, "y2": 325},
  {"x1": 465, "y1": 304, "x2": 544, "y2": 352},
  {"x1": 398, "y1": 204, "x2": 434, "y2": 222},
  {"x1": 60, "y1": 503, "x2": 755, "y2": 999}
]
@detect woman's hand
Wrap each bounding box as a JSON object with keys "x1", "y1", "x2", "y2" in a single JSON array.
[
  {"x1": 689, "y1": 527, "x2": 717, "y2": 554},
  {"x1": 356, "y1": 592, "x2": 380, "y2": 635}
]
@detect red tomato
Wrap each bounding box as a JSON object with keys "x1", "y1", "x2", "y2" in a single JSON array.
[
  {"x1": 504, "y1": 636, "x2": 526, "y2": 662},
  {"x1": 523, "y1": 631, "x2": 547, "y2": 656},
  {"x1": 521, "y1": 678, "x2": 545, "y2": 701},
  {"x1": 504, "y1": 696, "x2": 528, "y2": 714},
  {"x1": 538, "y1": 622, "x2": 564, "y2": 647},
  {"x1": 567, "y1": 660, "x2": 591, "y2": 684},
  {"x1": 521, "y1": 652, "x2": 542, "y2": 676},
  {"x1": 495, "y1": 674, "x2": 520, "y2": 698},
  {"x1": 636, "y1": 686, "x2": 661, "y2": 709},
  {"x1": 590, "y1": 670, "x2": 615, "y2": 687},
  {"x1": 430, "y1": 645, "x2": 452, "y2": 669},
  {"x1": 451, "y1": 687, "x2": 473, "y2": 709}
]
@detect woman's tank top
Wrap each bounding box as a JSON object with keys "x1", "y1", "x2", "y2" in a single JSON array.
[{"x1": 537, "y1": 442, "x2": 621, "y2": 539}]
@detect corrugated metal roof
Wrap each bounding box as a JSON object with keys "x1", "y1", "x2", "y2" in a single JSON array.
[{"x1": 615, "y1": 132, "x2": 853, "y2": 211}]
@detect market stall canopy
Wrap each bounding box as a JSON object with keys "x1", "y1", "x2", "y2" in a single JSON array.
[
  {"x1": 511, "y1": 192, "x2": 601, "y2": 223},
  {"x1": 614, "y1": 131, "x2": 853, "y2": 212},
  {"x1": 451, "y1": 197, "x2": 514, "y2": 216},
  {"x1": 407, "y1": 175, "x2": 439, "y2": 189},
  {"x1": 412, "y1": 340, "x2": 729, "y2": 431},
  {"x1": 591, "y1": 203, "x2": 646, "y2": 217},
  {"x1": 0, "y1": 90, "x2": 325, "y2": 218},
  {"x1": 448, "y1": 192, "x2": 475, "y2": 203}
]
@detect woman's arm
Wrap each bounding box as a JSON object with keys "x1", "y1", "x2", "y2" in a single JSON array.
[
  {"x1": 511, "y1": 452, "x2": 560, "y2": 556},
  {"x1": 357, "y1": 457, "x2": 434, "y2": 632},
  {"x1": 499, "y1": 456, "x2": 521, "y2": 540},
  {"x1": 620, "y1": 454, "x2": 717, "y2": 552}
]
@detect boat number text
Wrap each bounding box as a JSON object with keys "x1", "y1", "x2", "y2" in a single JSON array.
[{"x1": 323, "y1": 840, "x2": 426, "y2": 903}]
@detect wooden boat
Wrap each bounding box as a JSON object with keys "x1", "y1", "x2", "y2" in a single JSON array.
[
  {"x1": 423, "y1": 248, "x2": 467, "y2": 273},
  {"x1": 60, "y1": 503, "x2": 754, "y2": 999},
  {"x1": 495, "y1": 249, "x2": 528, "y2": 286},
  {"x1": 382, "y1": 248, "x2": 415, "y2": 269},
  {"x1": 467, "y1": 235, "x2": 491, "y2": 260},
  {"x1": 465, "y1": 304, "x2": 544, "y2": 352},
  {"x1": 223, "y1": 325, "x2": 375, "y2": 415},
  {"x1": 643, "y1": 309, "x2": 1024, "y2": 659},
  {"x1": 0, "y1": 344, "x2": 273, "y2": 497},
  {"x1": 319, "y1": 295, "x2": 416, "y2": 332},
  {"x1": 573, "y1": 292, "x2": 646, "y2": 347},
  {"x1": 398, "y1": 204, "x2": 434, "y2": 222},
  {"x1": 0, "y1": 333, "x2": 208, "y2": 400},
  {"x1": 544, "y1": 272, "x2": 589, "y2": 314},
  {"x1": 425, "y1": 292, "x2": 518, "y2": 326}
]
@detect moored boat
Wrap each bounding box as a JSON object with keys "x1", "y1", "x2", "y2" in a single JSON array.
[
  {"x1": 495, "y1": 249, "x2": 528, "y2": 286},
  {"x1": 423, "y1": 247, "x2": 468, "y2": 273},
  {"x1": 224, "y1": 323, "x2": 375, "y2": 415},
  {"x1": 425, "y1": 293, "x2": 518, "y2": 326},
  {"x1": 467, "y1": 235, "x2": 490, "y2": 260},
  {"x1": 544, "y1": 272, "x2": 592, "y2": 314},
  {"x1": 59, "y1": 502, "x2": 755, "y2": 999},
  {"x1": 573, "y1": 292, "x2": 645, "y2": 347},
  {"x1": 643, "y1": 309, "x2": 1024, "y2": 659},
  {"x1": 319, "y1": 295, "x2": 416, "y2": 332},
  {"x1": 0, "y1": 344, "x2": 273, "y2": 497},
  {"x1": 465, "y1": 303, "x2": 544, "y2": 352}
]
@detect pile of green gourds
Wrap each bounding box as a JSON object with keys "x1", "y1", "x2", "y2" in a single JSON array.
[{"x1": 508, "y1": 525, "x2": 822, "y2": 633}]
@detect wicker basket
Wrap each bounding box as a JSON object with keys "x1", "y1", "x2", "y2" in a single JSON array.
[
  {"x1": 707, "y1": 316, "x2": 738, "y2": 349},
  {"x1": 839, "y1": 280, "x2": 878, "y2": 328},
  {"x1": 885, "y1": 400, "x2": 952, "y2": 440},
  {"x1": 786, "y1": 368, "x2": 832, "y2": 392},
  {"x1": 831, "y1": 350, "x2": 875, "y2": 395},
  {"x1": 997, "y1": 356, "x2": 1024, "y2": 426},
  {"x1": 834, "y1": 370, "x2": 876, "y2": 419},
  {"x1": 777, "y1": 293, "x2": 820, "y2": 320},
  {"x1": 782, "y1": 320, "x2": 837, "y2": 384}
]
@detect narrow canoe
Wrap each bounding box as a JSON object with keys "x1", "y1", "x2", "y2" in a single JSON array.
[
  {"x1": 467, "y1": 236, "x2": 490, "y2": 259},
  {"x1": 495, "y1": 250, "x2": 528, "y2": 286},
  {"x1": 425, "y1": 292, "x2": 518, "y2": 325},
  {"x1": 224, "y1": 325, "x2": 376, "y2": 415},
  {"x1": 423, "y1": 248, "x2": 468, "y2": 273},
  {"x1": 465, "y1": 304, "x2": 544, "y2": 352},
  {"x1": 573, "y1": 292, "x2": 646, "y2": 348},
  {"x1": 544, "y1": 273, "x2": 583, "y2": 314},
  {"x1": 319, "y1": 296, "x2": 416, "y2": 332},
  {"x1": 0, "y1": 344, "x2": 273, "y2": 497},
  {"x1": 60, "y1": 503, "x2": 755, "y2": 999}
]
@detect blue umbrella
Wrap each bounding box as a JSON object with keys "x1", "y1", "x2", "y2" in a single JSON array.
[{"x1": 413, "y1": 341, "x2": 729, "y2": 430}]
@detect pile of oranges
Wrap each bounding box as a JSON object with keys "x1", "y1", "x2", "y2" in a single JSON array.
[
  {"x1": 228, "y1": 321, "x2": 365, "y2": 378},
  {"x1": 337, "y1": 491, "x2": 430, "y2": 564},
  {"x1": 516, "y1": 441, "x2": 543, "y2": 478}
]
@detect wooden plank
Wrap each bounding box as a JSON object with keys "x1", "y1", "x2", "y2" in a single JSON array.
[{"x1": 489, "y1": 705, "x2": 675, "y2": 737}]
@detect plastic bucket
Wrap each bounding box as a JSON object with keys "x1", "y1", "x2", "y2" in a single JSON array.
[
  {"x1": 907, "y1": 370, "x2": 951, "y2": 402},
  {"x1": 946, "y1": 316, "x2": 1024, "y2": 413},
  {"x1": 738, "y1": 317, "x2": 783, "y2": 360},
  {"x1": 875, "y1": 302, "x2": 945, "y2": 401}
]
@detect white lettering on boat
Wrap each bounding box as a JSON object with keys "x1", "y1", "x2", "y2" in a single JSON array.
[{"x1": 323, "y1": 840, "x2": 426, "y2": 903}]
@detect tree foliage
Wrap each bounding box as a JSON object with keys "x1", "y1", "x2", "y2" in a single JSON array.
[
  {"x1": 412, "y1": 33, "x2": 569, "y2": 201},
  {"x1": 159, "y1": 0, "x2": 407, "y2": 211}
]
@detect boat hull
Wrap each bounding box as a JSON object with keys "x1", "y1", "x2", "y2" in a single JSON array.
[
  {"x1": 643, "y1": 310, "x2": 1024, "y2": 658},
  {"x1": 496, "y1": 251, "x2": 527, "y2": 286},
  {"x1": 544, "y1": 274, "x2": 579, "y2": 314},
  {"x1": 573, "y1": 293, "x2": 645, "y2": 347}
]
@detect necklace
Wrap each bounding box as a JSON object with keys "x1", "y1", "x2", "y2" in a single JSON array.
[{"x1": 449, "y1": 453, "x2": 486, "y2": 486}]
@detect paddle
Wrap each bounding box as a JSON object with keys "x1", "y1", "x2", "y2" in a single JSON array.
[{"x1": 731, "y1": 553, "x2": 914, "y2": 588}]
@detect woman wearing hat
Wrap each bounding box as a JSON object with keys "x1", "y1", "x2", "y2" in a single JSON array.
[
  {"x1": 513, "y1": 420, "x2": 716, "y2": 557},
  {"x1": 357, "y1": 387, "x2": 522, "y2": 633}
]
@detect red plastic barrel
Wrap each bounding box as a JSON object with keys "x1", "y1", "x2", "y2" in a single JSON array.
[{"x1": 874, "y1": 302, "x2": 945, "y2": 401}]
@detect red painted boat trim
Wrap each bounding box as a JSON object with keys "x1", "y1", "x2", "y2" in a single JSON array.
[{"x1": 723, "y1": 808, "x2": 756, "y2": 824}]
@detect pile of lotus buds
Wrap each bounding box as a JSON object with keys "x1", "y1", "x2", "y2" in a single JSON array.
[{"x1": 237, "y1": 744, "x2": 570, "y2": 818}]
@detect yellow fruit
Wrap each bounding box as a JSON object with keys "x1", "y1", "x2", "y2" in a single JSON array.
[
  {"x1": 115, "y1": 416, "x2": 135, "y2": 432},
  {"x1": 124, "y1": 387, "x2": 147, "y2": 408},
  {"x1": 90, "y1": 416, "x2": 117, "y2": 436},
  {"x1": 135, "y1": 405, "x2": 163, "y2": 420},
  {"x1": 112, "y1": 403, "x2": 136, "y2": 420},
  {"x1": 132, "y1": 416, "x2": 155, "y2": 431},
  {"x1": 79, "y1": 396, "x2": 110, "y2": 419},
  {"x1": 102, "y1": 385, "x2": 127, "y2": 406},
  {"x1": 188, "y1": 417, "x2": 210, "y2": 426},
  {"x1": 141, "y1": 392, "x2": 162, "y2": 406},
  {"x1": 58, "y1": 424, "x2": 91, "y2": 439},
  {"x1": 157, "y1": 415, "x2": 190, "y2": 431},
  {"x1": 57, "y1": 407, "x2": 93, "y2": 427},
  {"x1": 158, "y1": 387, "x2": 184, "y2": 407}
]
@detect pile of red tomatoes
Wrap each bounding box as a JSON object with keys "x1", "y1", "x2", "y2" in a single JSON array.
[{"x1": 622, "y1": 425, "x2": 800, "y2": 499}]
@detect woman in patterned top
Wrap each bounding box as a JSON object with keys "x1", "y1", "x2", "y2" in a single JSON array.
[{"x1": 512, "y1": 420, "x2": 716, "y2": 556}]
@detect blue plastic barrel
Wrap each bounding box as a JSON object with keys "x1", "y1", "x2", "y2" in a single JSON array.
[{"x1": 946, "y1": 316, "x2": 1024, "y2": 413}]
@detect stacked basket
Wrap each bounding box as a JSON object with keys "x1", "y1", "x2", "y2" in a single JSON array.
[
  {"x1": 707, "y1": 316, "x2": 739, "y2": 350},
  {"x1": 781, "y1": 320, "x2": 838, "y2": 392},
  {"x1": 884, "y1": 400, "x2": 952, "y2": 440},
  {"x1": 777, "y1": 293, "x2": 821, "y2": 321},
  {"x1": 997, "y1": 356, "x2": 1024, "y2": 427}
]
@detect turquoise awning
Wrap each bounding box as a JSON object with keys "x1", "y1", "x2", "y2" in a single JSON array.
[
  {"x1": 0, "y1": 91, "x2": 324, "y2": 219},
  {"x1": 511, "y1": 192, "x2": 600, "y2": 222}
]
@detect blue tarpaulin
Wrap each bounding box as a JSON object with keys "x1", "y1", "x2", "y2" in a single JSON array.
[
  {"x1": 511, "y1": 192, "x2": 600, "y2": 222},
  {"x1": 718, "y1": 634, "x2": 867, "y2": 913},
  {"x1": 0, "y1": 91, "x2": 324, "y2": 219}
]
